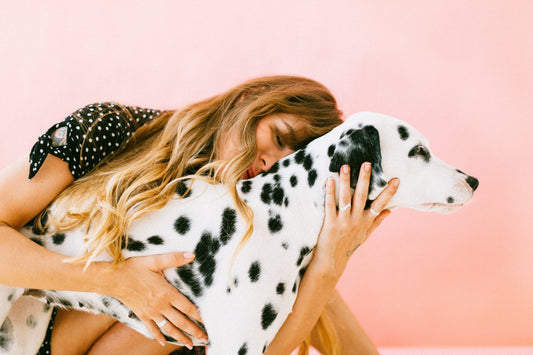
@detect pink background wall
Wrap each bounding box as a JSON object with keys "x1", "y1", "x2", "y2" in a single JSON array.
[{"x1": 1, "y1": 0, "x2": 531, "y2": 347}]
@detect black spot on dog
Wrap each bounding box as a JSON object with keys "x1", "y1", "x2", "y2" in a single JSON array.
[
  {"x1": 220, "y1": 208, "x2": 237, "y2": 244},
  {"x1": 284, "y1": 197, "x2": 289, "y2": 207},
  {"x1": 128, "y1": 310, "x2": 139, "y2": 320},
  {"x1": 176, "y1": 181, "x2": 192, "y2": 198},
  {"x1": 299, "y1": 265, "x2": 309, "y2": 279},
  {"x1": 273, "y1": 174, "x2": 281, "y2": 182},
  {"x1": 30, "y1": 210, "x2": 49, "y2": 235},
  {"x1": 290, "y1": 175, "x2": 298, "y2": 187},
  {"x1": 59, "y1": 298, "x2": 72, "y2": 307},
  {"x1": 303, "y1": 154, "x2": 313, "y2": 171},
  {"x1": 261, "y1": 183, "x2": 273, "y2": 204},
  {"x1": 0, "y1": 317, "x2": 13, "y2": 351},
  {"x1": 101, "y1": 297, "x2": 111, "y2": 308},
  {"x1": 261, "y1": 303, "x2": 278, "y2": 330},
  {"x1": 52, "y1": 233, "x2": 66, "y2": 245},
  {"x1": 272, "y1": 185, "x2": 285, "y2": 206},
  {"x1": 126, "y1": 238, "x2": 146, "y2": 252},
  {"x1": 241, "y1": 180, "x2": 252, "y2": 194},
  {"x1": 249, "y1": 261, "x2": 261, "y2": 282},
  {"x1": 174, "y1": 216, "x2": 191, "y2": 235},
  {"x1": 329, "y1": 126, "x2": 385, "y2": 196},
  {"x1": 26, "y1": 315, "x2": 37, "y2": 328},
  {"x1": 276, "y1": 282, "x2": 285, "y2": 295},
  {"x1": 234, "y1": 277, "x2": 239, "y2": 288},
  {"x1": 147, "y1": 235, "x2": 164, "y2": 245},
  {"x1": 327, "y1": 144, "x2": 335, "y2": 157},
  {"x1": 398, "y1": 125, "x2": 409, "y2": 140},
  {"x1": 292, "y1": 282, "x2": 297, "y2": 293},
  {"x1": 281, "y1": 241, "x2": 289, "y2": 250},
  {"x1": 447, "y1": 197, "x2": 455, "y2": 204},
  {"x1": 283, "y1": 159, "x2": 291, "y2": 167},
  {"x1": 297, "y1": 246, "x2": 311, "y2": 266},
  {"x1": 268, "y1": 214, "x2": 283, "y2": 233},
  {"x1": 177, "y1": 265, "x2": 203, "y2": 297},
  {"x1": 238, "y1": 343, "x2": 248, "y2": 355},
  {"x1": 294, "y1": 150, "x2": 305, "y2": 164},
  {"x1": 263, "y1": 344, "x2": 268, "y2": 353},
  {"x1": 308, "y1": 169, "x2": 317, "y2": 187},
  {"x1": 7, "y1": 293, "x2": 13, "y2": 303},
  {"x1": 195, "y1": 232, "x2": 218, "y2": 286}
]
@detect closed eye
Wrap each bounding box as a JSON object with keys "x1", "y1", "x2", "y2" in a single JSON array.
[
  {"x1": 276, "y1": 135, "x2": 283, "y2": 147},
  {"x1": 408, "y1": 144, "x2": 431, "y2": 162}
]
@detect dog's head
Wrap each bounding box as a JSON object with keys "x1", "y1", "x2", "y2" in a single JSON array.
[{"x1": 321, "y1": 112, "x2": 479, "y2": 214}]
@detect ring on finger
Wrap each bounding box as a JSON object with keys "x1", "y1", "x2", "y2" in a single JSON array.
[
  {"x1": 369, "y1": 207, "x2": 380, "y2": 216},
  {"x1": 340, "y1": 203, "x2": 351, "y2": 212},
  {"x1": 156, "y1": 318, "x2": 168, "y2": 329}
]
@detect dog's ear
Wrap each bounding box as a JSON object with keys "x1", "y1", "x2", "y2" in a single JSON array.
[{"x1": 328, "y1": 125, "x2": 387, "y2": 200}]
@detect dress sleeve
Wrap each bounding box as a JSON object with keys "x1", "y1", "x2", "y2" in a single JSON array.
[{"x1": 28, "y1": 102, "x2": 162, "y2": 179}]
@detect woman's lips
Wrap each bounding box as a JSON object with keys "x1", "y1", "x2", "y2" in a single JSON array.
[{"x1": 243, "y1": 167, "x2": 255, "y2": 180}]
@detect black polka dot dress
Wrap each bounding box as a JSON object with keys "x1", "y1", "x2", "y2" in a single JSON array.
[{"x1": 29, "y1": 102, "x2": 162, "y2": 180}]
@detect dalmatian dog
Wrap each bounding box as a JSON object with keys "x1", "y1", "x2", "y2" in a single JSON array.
[{"x1": 0, "y1": 112, "x2": 478, "y2": 354}]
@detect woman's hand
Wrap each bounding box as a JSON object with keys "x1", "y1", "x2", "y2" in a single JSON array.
[
  {"x1": 102, "y1": 252, "x2": 208, "y2": 349},
  {"x1": 312, "y1": 162, "x2": 399, "y2": 280}
]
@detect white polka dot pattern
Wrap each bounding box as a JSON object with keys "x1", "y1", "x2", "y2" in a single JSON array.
[{"x1": 28, "y1": 103, "x2": 161, "y2": 179}]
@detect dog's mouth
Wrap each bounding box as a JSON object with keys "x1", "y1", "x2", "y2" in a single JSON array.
[{"x1": 422, "y1": 202, "x2": 464, "y2": 214}]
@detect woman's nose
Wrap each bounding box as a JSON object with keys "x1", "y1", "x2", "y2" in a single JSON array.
[{"x1": 260, "y1": 155, "x2": 276, "y2": 173}]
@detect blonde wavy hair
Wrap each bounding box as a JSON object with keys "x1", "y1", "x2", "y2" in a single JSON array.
[{"x1": 43, "y1": 75, "x2": 343, "y2": 354}]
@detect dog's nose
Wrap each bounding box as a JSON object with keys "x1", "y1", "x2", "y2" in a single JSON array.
[{"x1": 466, "y1": 176, "x2": 479, "y2": 191}]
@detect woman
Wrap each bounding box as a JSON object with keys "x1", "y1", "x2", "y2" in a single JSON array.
[{"x1": 0, "y1": 76, "x2": 398, "y2": 354}]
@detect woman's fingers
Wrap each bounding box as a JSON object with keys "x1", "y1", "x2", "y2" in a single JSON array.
[
  {"x1": 120, "y1": 252, "x2": 209, "y2": 347},
  {"x1": 368, "y1": 178, "x2": 399, "y2": 218},
  {"x1": 162, "y1": 306, "x2": 208, "y2": 344},
  {"x1": 353, "y1": 162, "x2": 372, "y2": 212},
  {"x1": 338, "y1": 165, "x2": 353, "y2": 214},
  {"x1": 144, "y1": 251, "x2": 196, "y2": 270},
  {"x1": 142, "y1": 316, "x2": 169, "y2": 347}
]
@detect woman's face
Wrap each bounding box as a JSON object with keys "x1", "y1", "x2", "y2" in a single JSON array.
[{"x1": 220, "y1": 113, "x2": 305, "y2": 180}]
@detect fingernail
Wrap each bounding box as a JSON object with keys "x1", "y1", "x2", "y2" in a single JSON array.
[
  {"x1": 201, "y1": 337, "x2": 209, "y2": 343},
  {"x1": 159, "y1": 341, "x2": 166, "y2": 347},
  {"x1": 364, "y1": 162, "x2": 371, "y2": 172},
  {"x1": 183, "y1": 252, "x2": 195, "y2": 260},
  {"x1": 342, "y1": 165, "x2": 349, "y2": 173},
  {"x1": 186, "y1": 344, "x2": 193, "y2": 350},
  {"x1": 393, "y1": 179, "x2": 400, "y2": 187}
]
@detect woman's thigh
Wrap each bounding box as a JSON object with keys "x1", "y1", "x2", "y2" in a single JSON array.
[
  {"x1": 86, "y1": 322, "x2": 181, "y2": 355},
  {"x1": 50, "y1": 309, "x2": 117, "y2": 355},
  {"x1": 50, "y1": 309, "x2": 182, "y2": 355}
]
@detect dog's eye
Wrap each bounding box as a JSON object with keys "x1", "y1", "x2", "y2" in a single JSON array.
[
  {"x1": 408, "y1": 145, "x2": 431, "y2": 162},
  {"x1": 413, "y1": 145, "x2": 425, "y2": 155}
]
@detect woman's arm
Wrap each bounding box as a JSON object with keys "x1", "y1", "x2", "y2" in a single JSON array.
[
  {"x1": 0, "y1": 155, "x2": 206, "y2": 347},
  {"x1": 265, "y1": 163, "x2": 399, "y2": 354},
  {"x1": 310, "y1": 290, "x2": 379, "y2": 354}
]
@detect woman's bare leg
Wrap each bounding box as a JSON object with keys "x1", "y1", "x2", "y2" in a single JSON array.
[
  {"x1": 87, "y1": 321, "x2": 182, "y2": 355},
  {"x1": 50, "y1": 309, "x2": 117, "y2": 355},
  {"x1": 50, "y1": 309, "x2": 182, "y2": 355},
  {"x1": 310, "y1": 289, "x2": 379, "y2": 355}
]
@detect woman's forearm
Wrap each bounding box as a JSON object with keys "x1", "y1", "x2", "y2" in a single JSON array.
[
  {"x1": 264, "y1": 263, "x2": 337, "y2": 354},
  {"x1": 0, "y1": 223, "x2": 110, "y2": 294}
]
